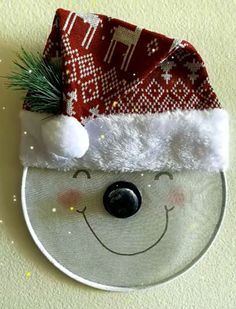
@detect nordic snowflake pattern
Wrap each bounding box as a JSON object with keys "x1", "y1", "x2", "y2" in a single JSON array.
[
  {"x1": 184, "y1": 59, "x2": 203, "y2": 84},
  {"x1": 43, "y1": 9, "x2": 221, "y2": 122},
  {"x1": 89, "y1": 104, "x2": 100, "y2": 116},
  {"x1": 160, "y1": 60, "x2": 176, "y2": 84},
  {"x1": 147, "y1": 38, "x2": 159, "y2": 56},
  {"x1": 66, "y1": 90, "x2": 77, "y2": 116}
]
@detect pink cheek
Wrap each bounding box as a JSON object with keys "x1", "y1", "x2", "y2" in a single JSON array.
[
  {"x1": 168, "y1": 189, "x2": 185, "y2": 207},
  {"x1": 57, "y1": 189, "x2": 82, "y2": 208}
]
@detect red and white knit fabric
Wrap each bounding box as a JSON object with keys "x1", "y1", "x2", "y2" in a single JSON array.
[{"x1": 43, "y1": 8, "x2": 220, "y2": 123}]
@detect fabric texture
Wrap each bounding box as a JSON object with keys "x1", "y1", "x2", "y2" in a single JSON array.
[
  {"x1": 20, "y1": 108, "x2": 228, "y2": 172},
  {"x1": 20, "y1": 8, "x2": 229, "y2": 171},
  {"x1": 42, "y1": 8, "x2": 221, "y2": 121}
]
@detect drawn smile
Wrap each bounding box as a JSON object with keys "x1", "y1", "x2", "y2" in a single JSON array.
[{"x1": 76, "y1": 205, "x2": 174, "y2": 256}]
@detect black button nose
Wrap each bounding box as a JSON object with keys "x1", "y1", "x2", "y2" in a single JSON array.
[{"x1": 103, "y1": 181, "x2": 142, "y2": 218}]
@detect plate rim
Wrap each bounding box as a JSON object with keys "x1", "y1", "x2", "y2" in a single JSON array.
[{"x1": 21, "y1": 166, "x2": 227, "y2": 292}]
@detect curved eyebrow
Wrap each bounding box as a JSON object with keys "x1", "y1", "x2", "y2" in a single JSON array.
[
  {"x1": 155, "y1": 172, "x2": 173, "y2": 180},
  {"x1": 73, "y1": 169, "x2": 91, "y2": 179}
]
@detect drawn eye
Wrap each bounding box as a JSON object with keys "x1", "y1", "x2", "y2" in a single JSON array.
[
  {"x1": 154, "y1": 171, "x2": 173, "y2": 181},
  {"x1": 73, "y1": 169, "x2": 91, "y2": 179}
]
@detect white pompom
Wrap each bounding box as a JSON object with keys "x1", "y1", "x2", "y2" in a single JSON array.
[{"x1": 41, "y1": 115, "x2": 89, "y2": 158}]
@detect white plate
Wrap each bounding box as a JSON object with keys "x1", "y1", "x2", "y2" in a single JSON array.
[{"x1": 22, "y1": 167, "x2": 226, "y2": 291}]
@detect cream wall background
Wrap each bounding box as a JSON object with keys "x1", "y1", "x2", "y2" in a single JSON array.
[{"x1": 0, "y1": 0, "x2": 235, "y2": 308}]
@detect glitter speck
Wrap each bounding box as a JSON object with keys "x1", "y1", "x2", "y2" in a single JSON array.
[
  {"x1": 0, "y1": 59, "x2": 2, "y2": 63},
  {"x1": 28, "y1": 69, "x2": 32, "y2": 74},
  {"x1": 152, "y1": 48, "x2": 156, "y2": 52},
  {"x1": 141, "y1": 173, "x2": 144, "y2": 177},
  {"x1": 100, "y1": 134, "x2": 105, "y2": 139},
  {"x1": 68, "y1": 231, "x2": 71, "y2": 234},
  {"x1": 2, "y1": 106, "x2": 6, "y2": 110},
  {"x1": 112, "y1": 101, "x2": 118, "y2": 107},
  {"x1": 52, "y1": 208, "x2": 57, "y2": 213},
  {"x1": 30, "y1": 146, "x2": 34, "y2": 150},
  {"x1": 66, "y1": 69, "x2": 70, "y2": 75},
  {"x1": 69, "y1": 207, "x2": 75, "y2": 211},
  {"x1": 133, "y1": 73, "x2": 136, "y2": 76},
  {"x1": 11, "y1": 241, "x2": 14, "y2": 244},
  {"x1": 26, "y1": 272, "x2": 31, "y2": 278},
  {"x1": 23, "y1": 131, "x2": 27, "y2": 135},
  {"x1": 0, "y1": 220, "x2": 3, "y2": 224},
  {"x1": 147, "y1": 184, "x2": 152, "y2": 188}
]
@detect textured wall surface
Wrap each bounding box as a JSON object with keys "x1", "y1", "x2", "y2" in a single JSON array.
[{"x1": 0, "y1": 0, "x2": 235, "y2": 308}]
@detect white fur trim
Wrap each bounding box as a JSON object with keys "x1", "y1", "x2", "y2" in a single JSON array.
[{"x1": 20, "y1": 108, "x2": 229, "y2": 172}]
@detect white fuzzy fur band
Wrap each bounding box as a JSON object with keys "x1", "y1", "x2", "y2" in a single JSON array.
[{"x1": 20, "y1": 108, "x2": 229, "y2": 172}]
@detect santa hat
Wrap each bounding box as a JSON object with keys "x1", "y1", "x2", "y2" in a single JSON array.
[{"x1": 20, "y1": 8, "x2": 229, "y2": 172}]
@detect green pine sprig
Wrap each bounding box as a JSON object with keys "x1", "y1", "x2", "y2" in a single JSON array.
[{"x1": 5, "y1": 48, "x2": 63, "y2": 114}]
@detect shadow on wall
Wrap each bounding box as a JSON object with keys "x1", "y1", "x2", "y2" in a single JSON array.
[{"x1": 0, "y1": 39, "x2": 85, "y2": 289}]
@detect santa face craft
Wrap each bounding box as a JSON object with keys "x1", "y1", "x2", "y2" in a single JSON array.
[{"x1": 18, "y1": 8, "x2": 228, "y2": 290}]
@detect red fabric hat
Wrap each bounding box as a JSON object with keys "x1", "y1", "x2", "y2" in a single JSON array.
[{"x1": 20, "y1": 8, "x2": 229, "y2": 171}]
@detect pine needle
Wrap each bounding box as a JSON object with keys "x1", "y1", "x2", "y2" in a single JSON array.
[{"x1": 5, "y1": 48, "x2": 63, "y2": 114}]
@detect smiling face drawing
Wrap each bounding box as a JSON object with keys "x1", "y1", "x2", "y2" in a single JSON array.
[
  {"x1": 70, "y1": 170, "x2": 176, "y2": 257},
  {"x1": 22, "y1": 168, "x2": 225, "y2": 290}
]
